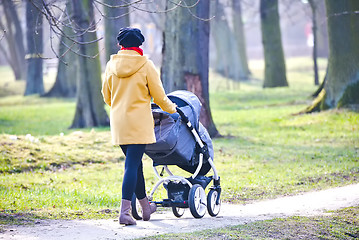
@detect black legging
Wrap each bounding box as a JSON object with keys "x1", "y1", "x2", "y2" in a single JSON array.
[{"x1": 120, "y1": 144, "x2": 146, "y2": 201}]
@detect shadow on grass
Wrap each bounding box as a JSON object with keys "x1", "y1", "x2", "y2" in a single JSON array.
[
  {"x1": 0, "y1": 208, "x2": 120, "y2": 227},
  {"x1": 0, "y1": 210, "x2": 44, "y2": 226},
  {"x1": 0, "y1": 119, "x2": 16, "y2": 128}
]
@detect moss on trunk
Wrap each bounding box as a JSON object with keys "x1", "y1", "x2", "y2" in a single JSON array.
[
  {"x1": 338, "y1": 79, "x2": 359, "y2": 108},
  {"x1": 304, "y1": 79, "x2": 359, "y2": 114},
  {"x1": 302, "y1": 89, "x2": 326, "y2": 114},
  {"x1": 303, "y1": 0, "x2": 359, "y2": 113},
  {"x1": 323, "y1": 0, "x2": 359, "y2": 108}
]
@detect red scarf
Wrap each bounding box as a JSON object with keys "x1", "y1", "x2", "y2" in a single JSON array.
[{"x1": 121, "y1": 47, "x2": 143, "y2": 56}]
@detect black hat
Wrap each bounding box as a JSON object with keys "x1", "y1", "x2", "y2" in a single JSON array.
[{"x1": 117, "y1": 27, "x2": 145, "y2": 48}]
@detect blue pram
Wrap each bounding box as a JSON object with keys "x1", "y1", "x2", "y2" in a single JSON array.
[{"x1": 131, "y1": 90, "x2": 221, "y2": 219}]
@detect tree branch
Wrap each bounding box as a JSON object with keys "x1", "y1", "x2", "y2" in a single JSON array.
[{"x1": 93, "y1": 1, "x2": 134, "y2": 20}]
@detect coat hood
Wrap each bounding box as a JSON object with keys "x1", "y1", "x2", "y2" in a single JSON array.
[{"x1": 108, "y1": 51, "x2": 147, "y2": 78}]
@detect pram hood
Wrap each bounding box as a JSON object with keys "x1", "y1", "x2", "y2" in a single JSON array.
[
  {"x1": 167, "y1": 90, "x2": 202, "y2": 130},
  {"x1": 146, "y1": 90, "x2": 214, "y2": 172}
]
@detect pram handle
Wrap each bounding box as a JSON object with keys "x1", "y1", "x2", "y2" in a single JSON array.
[{"x1": 176, "y1": 107, "x2": 189, "y2": 123}]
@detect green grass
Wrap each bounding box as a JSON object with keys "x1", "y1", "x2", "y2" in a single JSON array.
[
  {"x1": 0, "y1": 57, "x2": 358, "y2": 226},
  {"x1": 0, "y1": 66, "x2": 56, "y2": 98},
  {"x1": 0, "y1": 96, "x2": 75, "y2": 135},
  {"x1": 211, "y1": 88, "x2": 358, "y2": 201},
  {"x1": 140, "y1": 206, "x2": 359, "y2": 240}
]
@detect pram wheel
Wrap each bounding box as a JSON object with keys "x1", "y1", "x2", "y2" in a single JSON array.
[
  {"x1": 130, "y1": 195, "x2": 143, "y2": 220},
  {"x1": 207, "y1": 189, "x2": 221, "y2": 217},
  {"x1": 188, "y1": 184, "x2": 207, "y2": 218},
  {"x1": 172, "y1": 207, "x2": 185, "y2": 218}
]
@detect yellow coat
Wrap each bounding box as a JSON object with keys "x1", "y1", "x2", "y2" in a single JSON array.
[{"x1": 101, "y1": 50, "x2": 176, "y2": 145}]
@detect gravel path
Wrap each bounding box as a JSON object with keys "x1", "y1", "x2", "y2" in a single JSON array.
[{"x1": 2, "y1": 183, "x2": 359, "y2": 240}]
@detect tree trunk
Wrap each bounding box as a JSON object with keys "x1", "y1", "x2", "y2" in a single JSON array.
[
  {"x1": 70, "y1": 0, "x2": 109, "y2": 128},
  {"x1": 260, "y1": 0, "x2": 288, "y2": 88},
  {"x1": 210, "y1": 0, "x2": 241, "y2": 82},
  {"x1": 160, "y1": 3, "x2": 183, "y2": 93},
  {"x1": 308, "y1": 0, "x2": 319, "y2": 86},
  {"x1": 161, "y1": 0, "x2": 219, "y2": 137},
  {"x1": 312, "y1": 65, "x2": 327, "y2": 98},
  {"x1": 305, "y1": 0, "x2": 359, "y2": 112},
  {"x1": 316, "y1": 0, "x2": 329, "y2": 58},
  {"x1": 0, "y1": 21, "x2": 18, "y2": 73},
  {"x1": 232, "y1": 0, "x2": 251, "y2": 80},
  {"x1": 44, "y1": 34, "x2": 78, "y2": 98},
  {"x1": 44, "y1": 1, "x2": 77, "y2": 98},
  {"x1": 321, "y1": 0, "x2": 359, "y2": 108},
  {"x1": 1, "y1": 0, "x2": 26, "y2": 80},
  {"x1": 104, "y1": 0, "x2": 130, "y2": 61},
  {"x1": 25, "y1": 0, "x2": 44, "y2": 96}
]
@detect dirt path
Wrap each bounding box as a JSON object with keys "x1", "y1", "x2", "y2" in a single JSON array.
[{"x1": 2, "y1": 183, "x2": 359, "y2": 240}]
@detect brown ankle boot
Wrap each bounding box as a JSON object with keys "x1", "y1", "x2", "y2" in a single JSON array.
[
  {"x1": 138, "y1": 197, "x2": 157, "y2": 221},
  {"x1": 119, "y1": 199, "x2": 136, "y2": 225}
]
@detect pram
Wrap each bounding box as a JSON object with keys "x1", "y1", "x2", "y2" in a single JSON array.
[{"x1": 131, "y1": 90, "x2": 221, "y2": 219}]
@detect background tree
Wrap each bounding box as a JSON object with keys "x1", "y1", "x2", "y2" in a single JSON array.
[
  {"x1": 302, "y1": 0, "x2": 328, "y2": 97},
  {"x1": 160, "y1": 2, "x2": 183, "y2": 93},
  {"x1": 306, "y1": 0, "x2": 328, "y2": 86},
  {"x1": 161, "y1": 0, "x2": 219, "y2": 137},
  {"x1": 232, "y1": 0, "x2": 251, "y2": 80},
  {"x1": 260, "y1": 0, "x2": 288, "y2": 88},
  {"x1": 0, "y1": 0, "x2": 26, "y2": 80},
  {"x1": 308, "y1": 0, "x2": 320, "y2": 86},
  {"x1": 45, "y1": 0, "x2": 130, "y2": 98},
  {"x1": 315, "y1": 0, "x2": 329, "y2": 58},
  {"x1": 315, "y1": 0, "x2": 359, "y2": 110},
  {"x1": 210, "y1": 0, "x2": 250, "y2": 82},
  {"x1": 25, "y1": 0, "x2": 44, "y2": 96},
  {"x1": 70, "y1": 0, "x2": 109, "y2": 128},
  {"x1": 103, "y1": 0, "x2": 130, "y2": 61},
  {"x1": 210, "y1": 0, "x2": 238, "y2": 81},
  {"x1": 44, "y1": 0, "x2": 78, "y2": 98},
  {"x1": 305, "y1": 0, "x2": 359, "y2": 112}
]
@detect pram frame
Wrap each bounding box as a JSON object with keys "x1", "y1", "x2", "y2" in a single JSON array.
[
  {"x1": 148, "y1": 110, "x2": 219, "y2": 200},
  {"x1": 136, "y1": 107, "x2": 221, "y2": 219}
]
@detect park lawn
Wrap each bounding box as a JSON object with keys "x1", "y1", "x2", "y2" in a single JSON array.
[
  {"x1": 0, "y1": 66, "x2": 56, "y2": 98},
  {"x1": 0, "y1": 57, "x2": 358, "y2": 224}
]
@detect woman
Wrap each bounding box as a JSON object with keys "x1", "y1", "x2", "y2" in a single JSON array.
[{"x1": 101, "y1": 27, "x2": 176, "y2": 225}]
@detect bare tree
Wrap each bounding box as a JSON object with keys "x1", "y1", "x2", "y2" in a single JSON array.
[
  {"x1": 70, "y1": 0, "x2": 109, "y2": 128},
  {"x1": 103, "y1": 0, "x2": 130, "y2": 61},
  {"x1": 315, "y1": 0, "x2": 329, "y2": 58},
  {"x1": 308, "y1": 0, "x2": 319, "y2": 86},
  {"x1": 44, "y1": 0, "x2": 77, "y2": 98},
  {"x1": 304, "y1": 0, "x2": 359, "y2": 112},
  {"x1": 4, "y1": 1, "x2": 219, "y2": 131},
  {"x1": 210, "y1": 0, "x2": 237, "y2": 81},
  {"x1": 210, "y1": 0, "x2": 250, "y2": 82},
  {"x1": 161, "y1": 0, "x2": 219, "y2": 137},
  {"x1": 260, "y1": 0, "x2": 288, "y2": 88},
  {"x1": 25, "y1": 0, "x2": 44, "y2": 96},
  {"x1": 232, "y1": 0, "x2": 251, "y2": 80},
  {"x1": 0, "y1": 0, "x2": 26, "y2": 80},
  {"x1": 44, "y1": 0, "x2": 129, "y2": 98}
]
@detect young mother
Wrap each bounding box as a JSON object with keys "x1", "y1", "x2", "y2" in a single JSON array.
[{"x1": 101, "y1": 27, "x2": 176, "y2": 225}]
